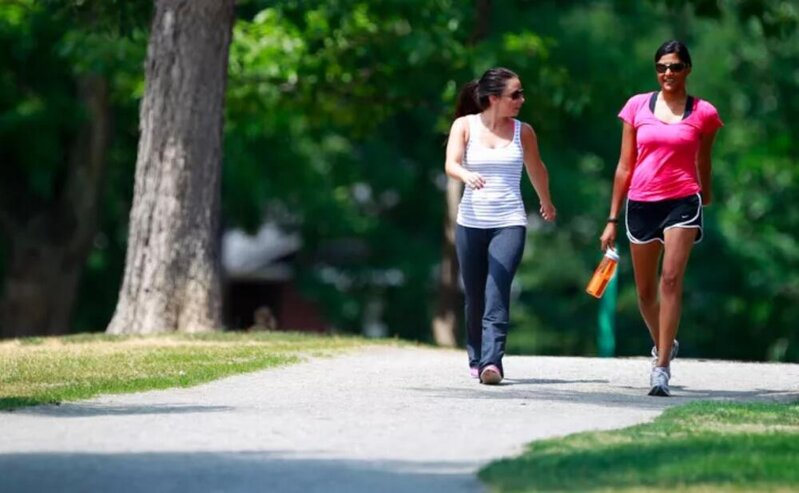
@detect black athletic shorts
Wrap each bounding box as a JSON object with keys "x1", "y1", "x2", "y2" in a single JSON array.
[{"x1": 626, "y1": 193, "x2": 703, "y2": 244}]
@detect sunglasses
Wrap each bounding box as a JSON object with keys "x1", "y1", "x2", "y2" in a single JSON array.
[
  {"x1": 503, "y1": 90, "x2": 524, "y2": 100},
  {"x1": 655, "y1": 62, "x2": 687, "y2": 74}
]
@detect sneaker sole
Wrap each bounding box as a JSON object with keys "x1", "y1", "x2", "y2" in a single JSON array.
[
  {"x1": 480, "y1": 369, "x2": 502, "y2": 385},
  {"x1": 648, "y1": 385, "x2": 671, "y2": 397}
]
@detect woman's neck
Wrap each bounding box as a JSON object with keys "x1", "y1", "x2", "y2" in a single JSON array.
[
  {"x1": 659, "y1": 88, "x2": 687, "y2": 103},
  {"x1": 479, "y1": 109, "x2": 511, "y2": 130}
]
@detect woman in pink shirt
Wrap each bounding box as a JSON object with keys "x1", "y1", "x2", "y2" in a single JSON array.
[{"x1": 600, "y1": 40, "x2": 723, "y2": 397}]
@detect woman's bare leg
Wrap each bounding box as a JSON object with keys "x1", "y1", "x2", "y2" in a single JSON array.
[
  {"x1": 630, "y1": 241, "x2": 663, "y2": 345},
  {"x1": 656, "y1": 227, "x2": 698, "y2": 368}
]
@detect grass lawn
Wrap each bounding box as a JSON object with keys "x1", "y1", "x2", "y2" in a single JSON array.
[
  {"x1": 480, "y1": 400, "x2": 799, "y2": 492},
  {"x1": 0, "y1": 331, "x2": 383, "y2": 410}
]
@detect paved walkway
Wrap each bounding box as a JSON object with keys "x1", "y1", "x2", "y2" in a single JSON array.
[{"x1": 1, "y1": 347, "x2": 797, "y2": 492}]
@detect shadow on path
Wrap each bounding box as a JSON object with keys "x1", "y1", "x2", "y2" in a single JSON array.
[
  {"x1": 4, "y1": 403, "x2": 234, "y2": 418},
  {"x1": 504, "y1": 378, "x2": 609, "y2": 385},
  {"x1": 0, "y1": 451, "x2": 484, "y2": 493},
  {"x1": 408, "y1": 382, "x2": 797, "y2": 412}
]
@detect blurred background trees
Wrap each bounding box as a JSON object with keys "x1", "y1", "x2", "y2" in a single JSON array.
[{"x1": 0, "y1": 0, "x2": 796, "y2": 361}]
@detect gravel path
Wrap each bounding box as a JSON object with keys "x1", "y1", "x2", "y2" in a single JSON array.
[{"x1": 1, "y1": 346, "x2": 797, "y2": 492}]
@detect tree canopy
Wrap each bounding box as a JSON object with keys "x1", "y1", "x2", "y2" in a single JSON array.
[{"x1": 1, "y1": 0, "x2": 796, "y2": 361}]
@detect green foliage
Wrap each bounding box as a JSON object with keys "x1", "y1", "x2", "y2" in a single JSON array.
[
  {"x1": 480, "y1": 400, "x2": 799, "y2": 492},
  {"x1": 224, "y1": 1, "x2": 475, "y2": 333},
  {"x1": 0, "y1": 2, "x2": 81, "y2": 211},
  {"x1": 1, "y1": 0, "x2": 796, "y2": 360},
  {"x1": 38, "y1": 0, "x2": 151, "y2": 36},
  {"x1": 0, "y1": 0, "x2": 146, "y2": 331},
  {"x1": 501, "y1": 0, "x2": 799, "y2": 361}
]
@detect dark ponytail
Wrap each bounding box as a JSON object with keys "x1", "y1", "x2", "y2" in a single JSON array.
[
  {"x1": 455, "y1": 80, "x2": 481, "y2": 118},
  {"x1": 453, "y1": 67, "x2": 519, "y2": 119}
]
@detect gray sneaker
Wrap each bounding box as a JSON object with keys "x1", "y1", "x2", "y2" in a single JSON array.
[
  {"x1": 651, "y1": 340, "x2": 679, "y2": 367},
  {"x1": 648, "y1": 367, "x2": 671, "y2": 397}
]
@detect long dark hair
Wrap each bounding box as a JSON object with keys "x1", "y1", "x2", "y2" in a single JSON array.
[
  {"x1": 654, "y1": 40, "x2": 692, "y2": 66},
  {"x1": 454, "y1": 67, "x2": 518, "y2": 118}
]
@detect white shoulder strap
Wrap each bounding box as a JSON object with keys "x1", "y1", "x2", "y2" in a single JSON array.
[{"x1": 466, "y1": 114, "x2": 480, "y2": 144}]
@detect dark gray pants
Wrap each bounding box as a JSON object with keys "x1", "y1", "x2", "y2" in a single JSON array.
[{"x1": 455, "y1": 225, "x2": 526, "y2": 375}]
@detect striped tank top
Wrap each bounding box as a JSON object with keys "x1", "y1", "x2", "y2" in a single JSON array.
[{"x1": 456, "y1": 114, "x2": 527, "y2": 229}]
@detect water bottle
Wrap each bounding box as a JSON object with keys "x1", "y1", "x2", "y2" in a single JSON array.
[{"x1": 586, "y1": 247, "x2": 619, "y2": 299}]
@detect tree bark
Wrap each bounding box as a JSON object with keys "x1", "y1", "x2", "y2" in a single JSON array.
[
  {"x1": 0, "y1": 75, "x2": 110, "y2": 338},
  {"x1": 432, "y1": 177, "x2": 463, "y2": 347},
  {"x1": 431, "y1": 0, "x2": 491, "y2": 347},
  {"x1": 106, "y1": 0, "x2": 235, "y2": 335}
]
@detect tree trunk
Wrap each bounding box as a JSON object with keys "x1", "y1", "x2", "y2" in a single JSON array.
[
  {"x1": 432, "y1": 177, "x2": 463, "y2": 347},
  {"x1": 106, "y1": 0, "x2": 235, "y2": 335},
  {"x1": 431, "y1": 0, "x2": 491, "y2": 347},
  {"x1": 0, "y1": 75, "x2": 110, "y2": 338}
]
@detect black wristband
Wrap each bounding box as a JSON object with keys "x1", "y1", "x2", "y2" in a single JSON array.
[{"x1": 607, "y1": 217, "x2": 619, "y2": 223}]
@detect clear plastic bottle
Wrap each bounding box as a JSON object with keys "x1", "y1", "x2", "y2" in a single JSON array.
[{"x1": 586, "y1": 247, "x2": 619, "y2": 299}]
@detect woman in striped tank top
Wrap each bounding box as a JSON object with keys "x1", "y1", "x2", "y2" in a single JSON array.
[{"x1": 444, "y1": 67, "x2": 557, "y2": 385}]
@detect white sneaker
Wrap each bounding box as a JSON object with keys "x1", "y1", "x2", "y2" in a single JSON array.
[
  {"x1": 649, "y1": 366, "x2": 671, "y2": 397},
  {"x1": 651, "y1": 340, "x2": 679, "y2": 367}
]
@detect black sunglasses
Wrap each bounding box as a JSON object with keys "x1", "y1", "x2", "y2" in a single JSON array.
[
  {"x1": 655, "y1": 62, "x2": 687, "y2": 74},
  {"x1": 503, "y1": 90, "x2": 524, "y2": 100}
]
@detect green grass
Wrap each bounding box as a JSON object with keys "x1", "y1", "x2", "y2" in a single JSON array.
[
  {"x1": 0, "y1": 331, "x2": 384, "y2": 410},
  {"x1": 480, "y1": 401, "x2": 799, "y2": 492}
]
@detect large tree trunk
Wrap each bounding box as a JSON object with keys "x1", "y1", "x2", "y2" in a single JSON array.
[
  {"x1": 0, "y1": 75, "x2": 110, "y2": 338},
  {"x1": 431, "y1": 0, "x2": 491, "y2": 347},
  {"x1": 107, "y1": 0, "x2": 235, "y2": 335}
]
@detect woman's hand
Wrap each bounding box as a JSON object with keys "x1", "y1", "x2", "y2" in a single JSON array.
[
  {"x1": 463, "y1": 171, "x2": 485, "y2": 190},
  {"x1": 540, "y1": 201, "x2": 557, "y2": 222},
  {"x1": 701, "y1": 189, "x2": 712, "y2": 206},
  {"x1": 600, "y1": 223, "x2": 617, "y2": 251}
]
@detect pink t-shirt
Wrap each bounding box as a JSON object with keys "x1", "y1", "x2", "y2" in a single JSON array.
[{"x1": 618, "y1": 92, "x2": 723, "y2": 201}]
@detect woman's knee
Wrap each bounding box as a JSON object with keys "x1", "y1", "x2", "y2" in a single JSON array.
[
  {"x1": 636, "y1": 284, "x2": 658, "y2": 306},
  {"x1": 483, "y1": 304, "x2": 509, "y2": 324},
  {"x1": 660, "y1": 270, "x2": 684, "y2": 295}
]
